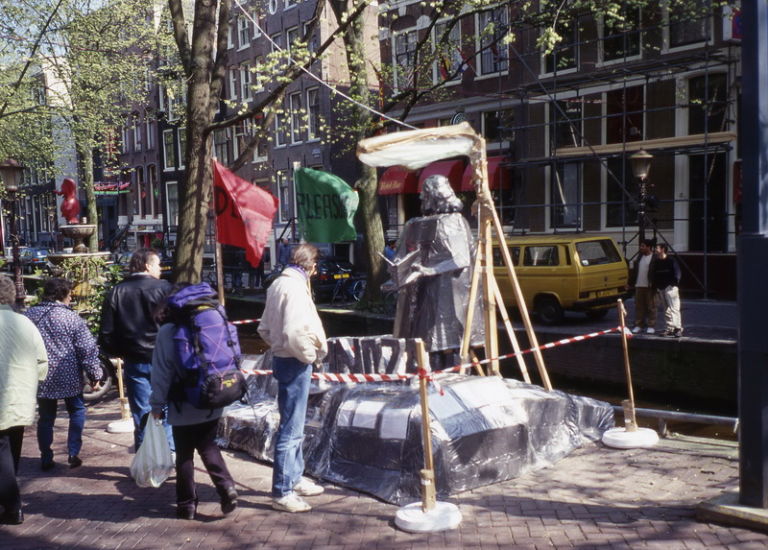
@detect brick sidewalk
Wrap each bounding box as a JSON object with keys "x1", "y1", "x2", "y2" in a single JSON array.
[{"x1": 1, "y1": 399, "x2": 766, "y2": 549}]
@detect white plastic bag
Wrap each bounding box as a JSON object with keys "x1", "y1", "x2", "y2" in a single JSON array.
[{"x1": 129, "y1": 418, "x2": 175, "y2": 488}]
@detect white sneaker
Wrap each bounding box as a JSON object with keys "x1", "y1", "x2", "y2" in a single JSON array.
[
  {"x1": 272, "y1": 493, "x2": 311, "y2": 513},
  {"x1": 631, "y1": 326, "x2": 642, "y2": 334},
  {"x1": 646, "y1": 327, "x2": 655, "y2": 334},
  {"x1": 294, "y1": 477, "x2": 324, "y2": 497}
]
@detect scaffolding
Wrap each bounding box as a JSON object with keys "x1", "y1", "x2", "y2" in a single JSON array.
[{"x1": 486, "y1": 1, "x2": 742, "y2": 299}]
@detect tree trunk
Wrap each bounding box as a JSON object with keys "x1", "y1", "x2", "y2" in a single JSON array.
[
  {"x1": 173, "y1": 0, "x2": 219, "y2": 283},
  {"x1": 332, "y1": 1, "x2": 386, "y2": 302},
  {"x1": 77, "y1": 142, "x2": 98, "y2": 252}
]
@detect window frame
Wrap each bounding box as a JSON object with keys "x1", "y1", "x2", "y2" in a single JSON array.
[
  {"x1": 475, "y1": 5, "x2": 510, "y2": 77},
  {"x1": 162, "y1": 129, "x2": 176, "y2": 171}
]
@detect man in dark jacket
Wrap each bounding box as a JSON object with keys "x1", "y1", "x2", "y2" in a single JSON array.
[
  {"x1": 651, "y1": 243, "x2": 683, "y2": 338},
  {"x1": 99, "y1": 248, "x2": 173, "y2": 451}
]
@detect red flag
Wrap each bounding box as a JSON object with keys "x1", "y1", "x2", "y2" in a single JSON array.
[{"x1": 213, "y1": 160, "x2": 278, "y2": 268}]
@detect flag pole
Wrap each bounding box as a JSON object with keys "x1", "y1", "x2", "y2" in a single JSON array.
[{"x1": 211, "y1": 160, "x2": 226, "y2": 306}]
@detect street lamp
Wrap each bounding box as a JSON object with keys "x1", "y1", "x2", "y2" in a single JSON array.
[
  {"x1": 630, "y1": 149, "x2": 653, "y2": 243},
  {"x1": 0, "y1": 159, "x2": 26, "y2": 309}
]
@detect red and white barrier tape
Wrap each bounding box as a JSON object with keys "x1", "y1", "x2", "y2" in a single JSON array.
[
  {"x1": 232, "y1": 318, "x2": 260, "y2": 325},
  {"x1": 239, "y1": 325, "x2": 630, "y2": 383}
]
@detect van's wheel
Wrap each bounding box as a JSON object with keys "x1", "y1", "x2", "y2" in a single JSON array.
[
  {"x1": 535, "y1": 296, "x2": 564, "y2": 325},
  {"x1": 585, "y1": 309, "x2": 609, "y2": 321}
]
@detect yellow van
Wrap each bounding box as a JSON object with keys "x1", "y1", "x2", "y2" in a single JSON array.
[{"x1": 492, "y1": 234, "x2": 629, "y2": 324}]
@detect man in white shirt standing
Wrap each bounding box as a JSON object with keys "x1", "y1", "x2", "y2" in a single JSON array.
[{"x1": 632, "y1": 239, "x2": 657, "y2": 334}]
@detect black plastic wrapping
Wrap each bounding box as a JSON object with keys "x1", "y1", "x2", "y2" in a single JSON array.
[{"x1": 219, "y1": 341, "x2": 614, "y2": 505}]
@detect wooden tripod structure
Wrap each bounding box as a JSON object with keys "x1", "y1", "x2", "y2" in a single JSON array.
[{"x1": 358, "y1": 123, "x2": 551, "y2": 390}]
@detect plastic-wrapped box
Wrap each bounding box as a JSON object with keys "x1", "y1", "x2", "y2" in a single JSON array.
[{"x1": 220, "y1": 345, "x2": 613, "y2": 504}]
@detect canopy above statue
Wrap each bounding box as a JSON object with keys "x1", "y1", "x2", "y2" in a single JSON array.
[{"x1": 357, "y1": 122, "x2": 477, "y2": 170}]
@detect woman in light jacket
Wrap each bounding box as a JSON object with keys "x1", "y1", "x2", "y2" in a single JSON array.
[{"x1": 0, "y1": 274, "x2": 48, "y2": 525}]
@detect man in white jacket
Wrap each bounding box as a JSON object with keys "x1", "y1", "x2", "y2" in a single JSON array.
[{"x1": 258, "y1": 244, "x2": 328, "y2": 513}]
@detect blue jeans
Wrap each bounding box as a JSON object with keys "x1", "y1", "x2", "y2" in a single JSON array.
[
  {"x1": 272, "y1": 356, "x2": 312, "y2": 498},
  {"x1": 124, "y1": 361, "x2": 174, "y2": 452},
  {"x1": 37, "y1": 394, "x2": 85, "y2": 461}
]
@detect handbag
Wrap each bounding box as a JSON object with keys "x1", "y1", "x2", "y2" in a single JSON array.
[{"x1": 129, "y1": 417, "x2": 175, "y2": 488}]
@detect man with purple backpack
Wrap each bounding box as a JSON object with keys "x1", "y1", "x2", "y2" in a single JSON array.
[{"x1": 149, "y1": 282, "x2": 244, "y2": 520}]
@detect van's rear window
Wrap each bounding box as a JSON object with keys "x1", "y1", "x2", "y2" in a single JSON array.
[{"x1": 575, "y1": 240, "x2": 622, "y2": 266}]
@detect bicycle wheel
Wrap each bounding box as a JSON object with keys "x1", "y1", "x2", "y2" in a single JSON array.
[{"x1": 348, "y1": 279, "x2": 366, "y2": 302}]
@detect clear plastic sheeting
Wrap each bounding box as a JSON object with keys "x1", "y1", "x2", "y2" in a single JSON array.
[
  {"x1": 356, "y1": 123, "x2": 476, "y2": 170},
  {"x1": 220, "y1": 348, "x2": 614, "y2": 505}
]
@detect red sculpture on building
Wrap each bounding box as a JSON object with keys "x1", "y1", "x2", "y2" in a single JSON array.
[{"x1": 56, "y1": 178, "x2": 80, "y2": 224}]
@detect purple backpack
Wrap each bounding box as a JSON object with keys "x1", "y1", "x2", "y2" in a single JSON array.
[{"x1": 167, "y1": 283, "x2": 246, "y2": 409}]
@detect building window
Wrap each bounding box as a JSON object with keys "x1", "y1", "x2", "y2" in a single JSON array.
[
  {"x1": 275, "y1": 102, "x2": 289, "y2": 147},
  {"x1": 240, "y1": 64, "x2": 252, "y2": 100},
  {"x1": 252, "y1": 9, "x2": 262, "y2": 38},
  {"x1": 177, "y1": 128, "x2": 186, "y2": 169},
  {"x1": 688, "y1": 73, "x2": 727, "y2": 134},
  {"x1": 277, "y1": 170, "x2": 293, "y2": 222},
  {"x1": 213, "y1": 128, "x2": 230, "y2": 164},
  {"x1": 237, "y1": 16, "x2": 250, "y2": 49},
  {"x1": 166, "y1": 181, "x2": 179, "y2": 228},
  {"x1": 667, "y1": 0, "x2": 710, "y2": 48},
  {"x1": 229, "y1": 69, "x2": 238, "y2": 101},
  {"x1": 601, "y1": 7, "x2": 641, "y2": 62},
  {"x1": 433, "y1": 20, "x2": 463, "y2": 83},
  {"x1": 606, "y1": 86, "x2": 644, "y2": 144},
  {"x1": 227, "y1": 24, "x2": 234, "y2": 49},
  {"x1": 162, "y1": 130, "x2": 176, "y2": 170},
  {"x1": 550, "y1": 99, "x2": 583, "y2": 151},
  {"x1": 253, "y1": 139, "x2": 268, "y2": 163},
  {"x1": 133, "y1": 118, "x2": 142, "y2": 151},
  {"x1": 122, "y1": 124, "x2": 131, "y2": 153},
  {"x1": 543, "y1": 18, "x2": 578, "y2": 74},
  {"x1": 234, "y1": 119, "x2": 252, "y2": 159},
  {"x1": 482, "y1": 109, "x2": 514, "y2": 143},
  {"x1": 306, "y1": 88, "x2": 320, "y2": 140},
  {"x1": 268, "y1": 0, "x2": 277, "y2": 15},
  {"x1": 304, "y1": 23, "x2": 318, "y2": 53},
  {"x1": 477, "y1": 6, "x2": 509, "y2": 75},
  {"x1": 289, "y1": 91, "x2": 303, "y2": 144},
  {"x1": 393, "y1": 28, "x2": 417, "y2": 91},
  {"x1": 605, "y1": 157, "x2": 638, "y2": 228},
  {"x1": 286, "y1": 27, "x2": 299, "y2": 55},
  {"x1": 551, "y1": 162, "x2": 581, "y2": 228},
  {"x1": 148, "y1": 164, "x2": 158, "y2": 217},
  {"x1": 145, "y1": 119, "x2": 154, "y2": 149}
]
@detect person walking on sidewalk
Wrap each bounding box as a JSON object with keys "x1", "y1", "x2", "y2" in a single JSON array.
[
  {"x1": 652, "y1": 243, "x2": 683, "y2": 338},
  {"x1": 258, "y1": 244, "x2": 327, "y2": 513},
  {"x1": 99, "y1": 248, "x2": 174, "y2": 452},
  {"x1": 25, "y1": 278, "x2": 103, "y2": 471},
  {"x1": 149, "y1": 285, "x2": 238, "y2": 520},
  {"x1": 0, "y1": 274, "x2": 48, "y2": 525},
  {"x1": 632, "y1": 239, "x2": 658, "y2": 334}
]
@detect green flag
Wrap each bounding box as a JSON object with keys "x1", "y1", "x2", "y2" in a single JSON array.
[{"x1": 294, "y1": 167, "x2": 359, "y2": 242}]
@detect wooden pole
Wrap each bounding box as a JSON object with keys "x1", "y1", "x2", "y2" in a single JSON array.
[
  {"x1": 617, "y1": 299, "x2": 637, "y2": 432},
  {"x1": 114, "y1": 358, "x2": 130, "y2": 422},
  {"x1": 415, "y1": 339, "x2": 436, "y2": 512},
  {"x1": 459, "y1": 243, "x2": 483, "y2": 372},
  {"x1": 486, "y1": 203, "x2": 551, "y2": 390},
  {"x1": 491, "y1": 277, "x2": 531, "y2": 383}
]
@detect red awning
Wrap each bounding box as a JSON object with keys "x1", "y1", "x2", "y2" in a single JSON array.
[
  {"x1": 417, "y1": 159, "x2": 465, "y2": 192},
  {"x1": 460, "y1": 156, "x2": 511, "y2": 191},
  {"x1": 378, "y1": 165, "x2": 420, "y2": 195}
]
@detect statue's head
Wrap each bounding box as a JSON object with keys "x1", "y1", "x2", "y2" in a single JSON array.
[{"x1": 420, "y1": 174, "x2": 463, "y2": 215}]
